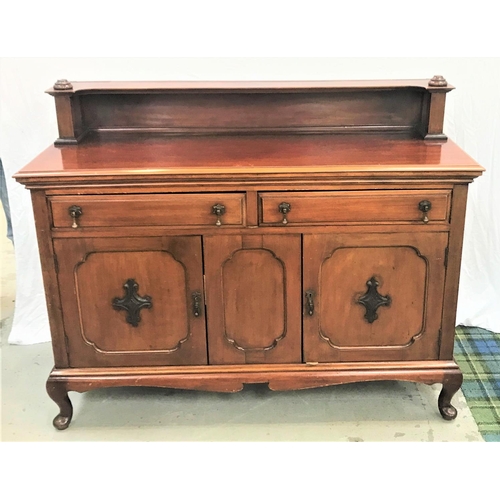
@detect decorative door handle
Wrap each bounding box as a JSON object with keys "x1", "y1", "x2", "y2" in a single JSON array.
[
  {"x1": 192, "y1": 291, "x2": 202, "y2": 317},
  {"x1": 305, "y1": 290, "x2": 315, "y2": 316},
  {"x1": 357, "y1": 276, "x2": 391, "y2": 323},
  {"x1": 418, "y1": 200, "x2": 432, "y2": 224},
  {"x1": 112, "y1": 278, "x2": 152, "y2": 327},
  {"x1": 278, "y1": 202, "x2": 291, "y2": 224},
  {"x1": 68, "y1": 205, "x2": 83, "y2": 228},
  {"x1": 212, "y1": 204, "x2": 226, "y2": 226}
]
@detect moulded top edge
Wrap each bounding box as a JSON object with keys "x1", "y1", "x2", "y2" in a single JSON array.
[{"x1": 45, "y1": 79, "x2": 455, "y2": 95}]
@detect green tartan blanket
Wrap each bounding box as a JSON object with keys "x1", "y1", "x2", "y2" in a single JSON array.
[{"x1": 455, "y1": 326, "x2": 500, "y2": 442}]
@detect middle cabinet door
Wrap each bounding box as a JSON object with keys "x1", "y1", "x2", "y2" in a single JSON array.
[{"x1": 204, "y1": 235, "x2": 302, "y2": 364}]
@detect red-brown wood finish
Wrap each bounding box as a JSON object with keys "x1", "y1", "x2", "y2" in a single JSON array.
[
  {"x1": 204, "y1": 234, "x2": 302, "y2": 364},
  {"x1": 30, "y1": 190, "x2": 69, "y2": 367},
  {"x1": 50, "y1": 193, "x2": 246, "y2": 229},
  {"x1": 303, "y1": 232, "x2": 448, "y2": 362},
  {"x1": 259, "y1": 190, "x2": 451, "y2": 226},
  {"x1": 439, "y1": 184, "x2": 470, "y2": 359},
  {"x1": 14, "y1": 79, "x2": 484, "y2": 429},
  {"x1": 46, "y1": 79, "x2": 455, "y2": 93},
  {"x1": 16, "y1": 134, "x2": 481, "y2": 183},
  {"x1": 45, "y1": 79, "x2": 454, "y2": 144},
  {"x1": 53, "y1": 236, "x2": 208, "y2": 367}
]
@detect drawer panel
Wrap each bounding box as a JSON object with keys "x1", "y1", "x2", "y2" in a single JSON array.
[
  {"x1": 50, "y1": 193, "x2": 246, "y2": 228},
  {"x1": 259, "y1": 190, "x2": 451, "y2": 225}
]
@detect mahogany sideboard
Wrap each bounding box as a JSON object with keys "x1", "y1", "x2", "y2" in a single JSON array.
[{"x1": 14, "y1": 77, "x2": 484, "y2": 429}]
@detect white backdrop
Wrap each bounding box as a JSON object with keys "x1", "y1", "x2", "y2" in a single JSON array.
[{"x1": 1, "y1": 57, "x2": 499, "y2": 344}]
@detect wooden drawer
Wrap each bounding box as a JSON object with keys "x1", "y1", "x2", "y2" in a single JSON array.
[
  {"x1": 259, "y1": 190, "x2": 451, "y2": 226},
  {"x1": 50, "y1": 193, "x2": 246, "y2": 228}
]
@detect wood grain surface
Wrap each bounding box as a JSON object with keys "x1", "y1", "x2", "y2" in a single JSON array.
[
  {"x1": 45, "y1": 79, "x2": 455, "y2": 94},
  {"x1": 15, "y1": 134, "x2": 483, "y2": 186},
  {"x1": 14, "y1": 79, "x2": 484, "y2": 427}
]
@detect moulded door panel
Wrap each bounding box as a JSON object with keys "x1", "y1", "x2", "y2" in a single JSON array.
[
  {"x1": 54, "y1": 236, "x2": 207, "y2": 367},
  {"x1": 303, "y1": 232, "x2": 448, "y2": 362},
  {"x1": 204, "y1": 234, "x2": 302, "y2": 364}
]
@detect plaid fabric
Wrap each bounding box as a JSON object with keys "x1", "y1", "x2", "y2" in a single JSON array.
[{"x1": 454, "y1": 326, "x2": 500, "y2": 442}]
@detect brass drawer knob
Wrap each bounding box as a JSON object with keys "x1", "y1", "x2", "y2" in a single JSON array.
[
  {"x1": 68, "y1": 205, "x2": 83, "y2": 228},
  {"x1": 278, "y1": 202, "x2": 291, "y2": 224},
  {"x1": 418, "y1": 200, "x2": 432, "y2": 224},
  {"x1": 212, "y1": 203, "x2": 226, "y2": 226}
]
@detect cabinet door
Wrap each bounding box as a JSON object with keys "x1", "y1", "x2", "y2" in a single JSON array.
[
  {"x1": 303, "y1": 232, "x2": 448, "y2": 362},
  {"x1": 204, "y1": 235, "x2": 301, "y2": 364},
  {"x1": 53, "y1": 236, "x2": 207, "y2": 367}
]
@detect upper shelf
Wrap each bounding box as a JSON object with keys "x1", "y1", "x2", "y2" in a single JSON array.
[
  {"x1": 46, "y1": 78, "x2": 455, "y2": 94},
  {"x1": 47, "y1": 77, "x2": 453, "y2": 145}
]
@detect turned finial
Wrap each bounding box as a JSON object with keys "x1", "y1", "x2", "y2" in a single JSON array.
[
  {"x1": 428, "y1": 75, "x2": 448, "y2": 87},
  {"x1": 53, "y1": 79, "x2": 73, "y2": 90}
]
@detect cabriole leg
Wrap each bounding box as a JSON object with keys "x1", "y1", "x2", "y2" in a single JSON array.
[
  {"x1": 438, "y1": 372, "x2": 463, "y2": 420},
  {"x1": 46, "y1": 380, "x2": 73, "y2": 430}
]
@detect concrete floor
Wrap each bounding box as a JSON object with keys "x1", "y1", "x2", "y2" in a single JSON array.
[{"x1": 0, "y1": 210, "x2": 483, "y2": 441}]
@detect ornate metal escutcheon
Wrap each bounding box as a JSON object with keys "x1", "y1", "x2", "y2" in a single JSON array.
[
  {"x1": 357, "y1": 276, "x2": 391, "y2": 323},
  {"x1": 192, "y1": 291, "x2": 202, "y2": 317},
  {"x1": 305, "y1": 290, "x2": 315, "y2": 316},
  {"x1": 112, "y1": 278, "x2": 152, "y2": 327}
]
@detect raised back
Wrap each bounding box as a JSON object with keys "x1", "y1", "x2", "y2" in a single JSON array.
[{"x1": 47, "y1": 78, "x2": 453, "y2": 145}]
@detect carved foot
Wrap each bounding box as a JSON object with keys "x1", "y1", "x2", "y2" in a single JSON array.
[
  {"x1": 46, "y1": 380, "x2": 73, "y2": 430},
  {"x1": 438, "y1": 372, "x2": 463, "y2": 421}
]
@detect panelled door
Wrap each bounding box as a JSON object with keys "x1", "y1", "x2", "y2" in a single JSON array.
[
  {"x1": 54, "y1": 236, "x2": 207, "y2": 367},
  {"x1": 204, "y1": 234, "x2": 302, "y2": 364},
  {"x1": 303, "y1": 232, "x2": 448, "y2": 362}
]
